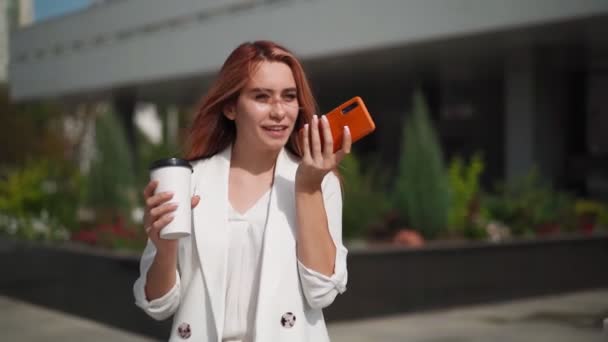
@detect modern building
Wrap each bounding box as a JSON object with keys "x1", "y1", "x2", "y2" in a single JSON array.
[
  {"x1": 7, "y1": 0, "x2": 608, "y2": 197},
  {"x1": 17, "y1": 0, "x2": 33, "y2": 27},
  {"x1": 0, "y1": 1, "x2": 10, "y2": 82},
  {"x1": 33, "y1": 0, "x2": 93, "y2": 22},
  {"x1": 1, "y1": 0, "x2": 89, "y2": 82}
]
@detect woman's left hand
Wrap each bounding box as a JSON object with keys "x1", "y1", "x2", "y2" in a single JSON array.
[{"x1": 296, "y1": 114, "x2": 352, "y2": 190}]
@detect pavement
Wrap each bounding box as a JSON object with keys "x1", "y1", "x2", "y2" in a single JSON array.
[
  {"x1": 1, "y1": 289, "x2": 607, "y2": 341},
  {"x1": 0, "y1": 295, "x2": 151, "y2": 342},
  {"x1": 328, "y1": 289, "x2": 608, "y2": 342}
]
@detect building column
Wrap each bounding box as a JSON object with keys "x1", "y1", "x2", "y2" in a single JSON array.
[
  {"x1": 113, "y1": 92, "x2": 138, "y2": 174},
  {"x1": 504, "y1": 50, "x2": 536, "y2": 182},
  {"x1": 160, "y1": 104, "x2": 179, "y2": 148},
  {"x1": 534, "y1": 48, "x2": 572, "y2": 187},
  {"x1": 585, "y1": 55, "x2": 608, "y2": 198}
]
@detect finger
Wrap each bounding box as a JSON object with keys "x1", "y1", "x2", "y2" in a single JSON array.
[
  {"x1": 336, "y1": 126, "x2": 352, "y2": 163},
  {"x1": 143, "y1": 180, "x2": 158, "y2": 199},
  {"x1": 191, "y1": 195, "x2": 200, "y2": 208},
  {"x1": 146, "y1": 192, "x2": 174, "y2": 209},
  {"x1": 301, "y1": 123, "x2": 311, "y2": 161},
  {"x1": 152, "y1": 213, "x2": 175, "y2": 232},
  {"x1": 342, "y1": 125, "x2": 352, "y2": 154},
  {"x1": 320, "y1": 115, "x2": 334, "y2": 158},
  {"x1": 143, "y1": 210, "x2": 150, "y2": 226},
  {"x1": 310, "y1": 115, "x2": 322, "y2": 161},
  {"x1": 150, "y1": 203, "x2": 178, "y2": 219}
]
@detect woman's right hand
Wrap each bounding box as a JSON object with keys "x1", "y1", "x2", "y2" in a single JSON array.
[{"x1": 142, "y1": 180, "x2": 200, "y2": 255}]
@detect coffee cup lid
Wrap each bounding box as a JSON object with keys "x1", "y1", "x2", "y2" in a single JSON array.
[{"x1": 149, "y1": 158, "x2": 193, "y2": 172}]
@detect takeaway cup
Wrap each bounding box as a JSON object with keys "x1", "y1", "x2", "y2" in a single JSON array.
[{"x1": 149, "y1": 158, "x2": 193, "y2": 239}]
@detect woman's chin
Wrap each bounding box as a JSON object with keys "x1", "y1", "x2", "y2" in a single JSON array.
[
  {"x1": 262, "y1": 139, "x2": 288, "y2": 151},
  {"x1": 257, "y1": 132, "x2": 291, "y2": 150}
]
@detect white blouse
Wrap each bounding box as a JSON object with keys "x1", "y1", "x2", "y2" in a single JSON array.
[
  {"x1": 222, "y1": 190, "x2": 270, "y2": 342},
  {"x1": 222, "y1": 189, "x2": 345, "y2": 342}
]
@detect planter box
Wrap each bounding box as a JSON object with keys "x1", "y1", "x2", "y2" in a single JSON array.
[
  {"x1": 326, "y1": 233, "x2": 608, "y2": 321},
  {"x1": 0, "y1": 239, "x2": 170, "y2": 339},
  {"x1": 1, "y1": 234, "x2": 608, "y2": 340}
]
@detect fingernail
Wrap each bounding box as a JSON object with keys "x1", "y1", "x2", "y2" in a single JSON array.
[
  {"x1": 322, "y1": 115, "x2": 328, "y2": 122},
  {"x1": 304, "y1": 123, "x2": 309, "y2": 130},
  {"x1": 344, "y1": 126, "x2": 350, "y2": 134}
]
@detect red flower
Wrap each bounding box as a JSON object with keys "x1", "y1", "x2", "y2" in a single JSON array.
[{"x1": 71, "y1": 230, "x2": 99, "y2": 245}]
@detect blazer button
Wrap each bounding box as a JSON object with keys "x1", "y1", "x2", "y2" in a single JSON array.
[
  {"x1": 281, "y1": 312, "x2": 296, "y2": 328},
  {"x1": 177, "y1": 322, "x2": 191, "y2": 339}
]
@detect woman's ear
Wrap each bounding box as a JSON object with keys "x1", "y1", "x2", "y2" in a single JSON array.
[{"x1": 223, "y1": 103, "x2": 236, "y2": 121}]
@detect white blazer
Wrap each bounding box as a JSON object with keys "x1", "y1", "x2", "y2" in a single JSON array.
[{"x1": 134, "y1": 146, "x2": 348, "y2": 342}]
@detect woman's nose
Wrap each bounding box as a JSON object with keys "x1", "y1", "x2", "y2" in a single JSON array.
[{"x1": 269, "y1": 100, "x2": 287, "y2": 119}]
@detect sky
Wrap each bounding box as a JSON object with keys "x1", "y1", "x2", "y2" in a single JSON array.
[{"x1": 34, "y1": 0, "x2": 93, "y2": 21}]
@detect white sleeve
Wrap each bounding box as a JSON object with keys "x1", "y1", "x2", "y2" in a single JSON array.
[
  {"x1": 133, "y1": 239, "x2": 181, "y2": 320},
  {"x1": 297, "y1": 173, "x2": 348, "y2": 309}
]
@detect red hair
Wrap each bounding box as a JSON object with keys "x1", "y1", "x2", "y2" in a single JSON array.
[{"x1": 185, "y1": 41, "x2": 317, "y2": 160}]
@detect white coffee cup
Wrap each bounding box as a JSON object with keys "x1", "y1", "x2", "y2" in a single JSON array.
[{"x1": 149, "y1": 158, "x2": 193, "y2": 240}]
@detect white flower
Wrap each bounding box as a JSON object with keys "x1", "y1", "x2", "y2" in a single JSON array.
[
  {"x1": 54, "y1": 227, "x2": 70, "y2": 241},
  {"x1": 485, "y1": 221, "x2": 511, "y2": 242},
  {"x1": 7, "y1": 217, "x2": 19, "y2": 235},
  {"x1": 132, "y1": 207, "x2": 144, "y2": 224},
  {"x1": 31, "y1": 217, "x2": 49, "y2": 234},
  {"x1": 41, "y1": 181, "x2": 58, "y2": 194}
]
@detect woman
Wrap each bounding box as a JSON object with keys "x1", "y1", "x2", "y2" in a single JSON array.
[{"x1": 133, "y1": 40, "x2": 351, "y2": 342}]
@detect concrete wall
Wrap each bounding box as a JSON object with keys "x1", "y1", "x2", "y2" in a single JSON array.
[{"x1": 9, "y1": 0, "x2": 608, "y2": 100}]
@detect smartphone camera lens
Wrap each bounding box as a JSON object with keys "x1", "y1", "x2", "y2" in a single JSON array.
[{"x1": 341, "y1": 102, "x2": 359, "y2": 115}]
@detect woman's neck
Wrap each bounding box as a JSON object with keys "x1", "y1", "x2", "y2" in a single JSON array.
[{"x1": 230, "y1": 139, "x2": 279, "y2": 175}]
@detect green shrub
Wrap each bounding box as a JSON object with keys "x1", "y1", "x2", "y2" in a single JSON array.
[
  {"x1": 447, "y1": 153, "x2": 488, "y2": 238},
  {"x1": 0, "y1": 85, "x2": 67, "y2": 168},
  {"x1": 340, "y1": 153, "x2": 391, "y2": 240},
  {"x1": 483, "y1": 169, "x2": 576, "y2": 236},
  {"x1": 0, "y1": 159, "x2": 81, "y2": 241},
  {"x1": 393, "y1": 90, "x2": 449, "y2": 238},
  {"x1": 135, "y1": 129, "x2": 180, "y2": 191},
  {"x1": 598, "y1": 205, "x2": 608, "y2": 230},
  {"x1": 82, "y1": 111, "x2": 136, "y2": 222},
  {"x1": 575, "y1": 199, "x2": 608, "y2": 231}
]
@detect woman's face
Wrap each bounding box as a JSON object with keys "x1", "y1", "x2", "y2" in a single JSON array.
[{"x1": 225, "y1": 61, "x2": 300, "y2": 153}]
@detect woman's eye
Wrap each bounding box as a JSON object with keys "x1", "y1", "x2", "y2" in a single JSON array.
[
  {"x1": 284, "y1": 94, "x2": 297, "y2": 101},
  {"x1": 255, "y1": 94, "x2": 269, "y2": 101}
]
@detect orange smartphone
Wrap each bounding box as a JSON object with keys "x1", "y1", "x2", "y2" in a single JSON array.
[{"x1": 323, "y1": 96, "x2": 376, "y2": 153}]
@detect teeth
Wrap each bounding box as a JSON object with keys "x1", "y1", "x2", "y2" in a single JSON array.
[{"x1": 265, "y1": 127, "x2": 285, "y2": 131}]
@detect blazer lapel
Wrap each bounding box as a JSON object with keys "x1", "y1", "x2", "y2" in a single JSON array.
[
  {"x1": 192, "y1": 146, "x2": 231, "y2": 339},
  {"x1": 255, "y1": 149, "x2": 299, "y2": 337}
]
